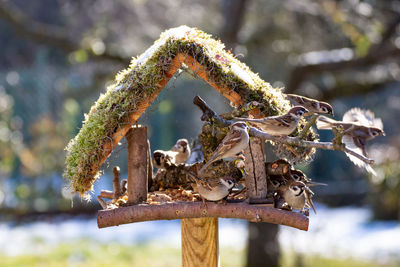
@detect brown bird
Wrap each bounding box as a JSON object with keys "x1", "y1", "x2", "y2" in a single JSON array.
[
  {"x1": 282, "y1": 181, "x2": 316, "y2": 214},
  {"x1": 317, "y1": 108, "x2": 385, "y2": 175},
  {"x1": 152, "y1": 150, "x2": 178, "y2": 169},
  {"x1": 286, "y1": 94, "x2": 334, "y2": 116},
  {"x1": 267, "y1": 174, "x2": 286, "y2": 197},
  {"x1": 187, "y1": 172, "x2": 235, "y2": 205},
  {"x1": 170, "y1": 138, "x2": 191, "y2": 164},
  {"x1": 236, "y1": 106, "x2": 308, "y2": 136},
  {"x1": 199, "y1": 122, "x2": 249, "y2": 174}
]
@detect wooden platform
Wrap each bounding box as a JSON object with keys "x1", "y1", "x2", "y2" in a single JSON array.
[{"x1": 97, "y1": 201, "x2": 309, "y2": 231}]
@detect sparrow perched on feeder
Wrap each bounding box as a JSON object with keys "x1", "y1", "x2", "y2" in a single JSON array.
[
  {"x1": 199, "y1": 122, "x2": 249, "y2": 174},
  {"x1": 187, "y1": 172, "x2": 235, "y2": 205},
  {"x1": 170, "y1": 138, "x2": 191, "y2": 164},
  {"x1": 282, "y1": 181, "x2": 316, "y2": 214},
  {"x1": 152, "y1": 150, "x2": 178, "y2": 169},
  {"x1": 236, "y1": 106, "x2": 308, "y2": 136},
  {"x1": 317, "y1": 108, "x2": 385, "y2": 175},
  {"x1": 267, "y1": 174, "x2": 286, "y2": 196},
  {"x1": 286, "y1": 94, "x2": 334, "y2": 116}
]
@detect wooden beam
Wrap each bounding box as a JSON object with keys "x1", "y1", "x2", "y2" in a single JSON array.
[
  {"x1": 181, "y1": 218, "x2": 219, "y2": 267},
  {"x1": 97, "y1": 202, "x2": 309, "y2": 231},
  {"x1": 126, "y1": 126, "x2": 148, "y2": 204}
]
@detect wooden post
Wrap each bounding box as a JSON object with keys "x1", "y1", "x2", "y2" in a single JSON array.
[
  {"x1": 147, "y1": 139, "x2": 153, "y2": 190},
  {"x1": 244, "y1": 138, "x2": 268, "y2": 199},
  {"x1": 181, "y1": 218, "x2": 219, "y2": 267},
  {"x1": 126, "y1": 126, "x2": 148, "y2": 204}
]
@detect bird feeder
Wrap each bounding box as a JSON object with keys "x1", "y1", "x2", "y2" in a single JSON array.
[{"x1": 65, "y1": 26, "x2": 312, "y2": 267}]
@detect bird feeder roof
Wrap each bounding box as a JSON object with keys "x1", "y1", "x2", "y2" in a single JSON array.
[{"x1": 64, "y1": 25, "x2": 313, "y2": 198}]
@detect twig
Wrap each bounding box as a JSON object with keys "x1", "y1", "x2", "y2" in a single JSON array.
[
  {"x1": 193, "y1": 95, "x2": 230, "y2": 127},
  {"x1": 299, "y1": 114, "x2": 318, "y2": 139},
  {"x1": 249, "y1": 127, "x2": 374, "y2": 164},
  {"x1": 97, "y1": 196, "x2": 108, "y2": 209},
  {"x1": 100, "y1": 190, "x2": 114, "y2": 199},
  {"x1": 113, "y1": 166, "x2": 122, "y2": 199}
]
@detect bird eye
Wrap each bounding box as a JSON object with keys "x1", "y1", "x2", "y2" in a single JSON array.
[
  {"x1": 321, "y1": 106, "x2": 328, "y2": 112},
  {"x1": 271, "y1": 180, "x2": 280, "y2": 187},
  {"x1": 293, "y1": 174, "x2": 300, "y2": 181},
  {"x1": 372, "y1": 131, "x2": 379, "y2": 136},
  {"x1": 293, "y1": 186, "x2": 299, "y2": 191}
]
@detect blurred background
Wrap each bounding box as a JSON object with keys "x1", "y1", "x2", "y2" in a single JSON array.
[{"x1": 1, "y1": 0, "x2": 400, "y2": 266}]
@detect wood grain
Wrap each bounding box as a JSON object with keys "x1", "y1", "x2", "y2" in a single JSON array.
[
  {"x1": 181, "y1": 218, "x2": 219, "y2": 267},
  {"x1": 126, "y1": 126, "x2": 148, "y2": 204},
  {"x1": 244, "y1": 138, "x2": 268, "y2": 199}
]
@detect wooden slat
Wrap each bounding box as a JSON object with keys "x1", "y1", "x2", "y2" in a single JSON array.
[
  {"x1": 244, "y1": 138, "x2": 268, "y2": 199},
  {"x1": 126, "y1": 126, "x2": 148, "y2": 204},
  {"x1": 181, "y1": 218, "x2": 219, "y2": 267}
]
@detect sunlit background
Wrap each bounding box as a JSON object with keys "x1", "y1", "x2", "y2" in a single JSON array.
[{"x1": 1, "y1": 0, "x2": 400, "y2": 266}]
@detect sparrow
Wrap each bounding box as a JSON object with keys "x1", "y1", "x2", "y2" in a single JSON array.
[
  {"x1": 317, "y1": 108, "x2": 385, "y2": 175},
  {"x1": 267, "y1": 174, "x2": 286, "y2": 196},
  {"x1": 199, "y1": 121, "x2": 249, "y2": 174},
  {"x1": 282, "y1": 181, "x2": 316, "y2": 214},
  {"x1": 170, "y1": 138, "x2": 191, "y2": 164},
  {"x1": 286, "y1": 94, "x2": 334, "y2": 116},
  {"x1": 235, "y1": 106, "x2": 308, "y2": 136},
  {"x1": 152, "y1": 150, "x2": 178, "y2": 169},
  {"x1": 187, "y1": 172, "x2": 235, "y2": 205}
]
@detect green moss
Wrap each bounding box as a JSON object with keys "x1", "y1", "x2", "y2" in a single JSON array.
[{"x1": 64, "y1": 25, "x2": 316, "y2": 198}]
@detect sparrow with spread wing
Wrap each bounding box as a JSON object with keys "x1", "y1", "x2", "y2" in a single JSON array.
[{"x1": 317, "y1": 108, "x2": 385, "y2": 175}]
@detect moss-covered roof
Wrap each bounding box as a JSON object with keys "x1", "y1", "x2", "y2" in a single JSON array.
[{"x1": 64, "y1": 25, "x2": 313, "y2": 198}]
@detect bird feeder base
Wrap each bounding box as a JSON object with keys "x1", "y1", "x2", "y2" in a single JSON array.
[{"x1": 97, "y1": 201, "x2": 309, "y2": 231}]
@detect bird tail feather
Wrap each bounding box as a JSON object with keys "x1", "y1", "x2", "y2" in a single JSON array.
[{"x1": 316, "y1": 116, "x2": 337, "y2": 129}]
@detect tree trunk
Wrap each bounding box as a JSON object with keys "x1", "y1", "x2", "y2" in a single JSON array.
[{"x1": 246, "y1": 223, "x2": 280, "y2": 267}]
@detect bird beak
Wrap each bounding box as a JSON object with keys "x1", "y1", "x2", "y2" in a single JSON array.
[{"x1": 291, "y1": 181, "x2": 305, "y2": 187}]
